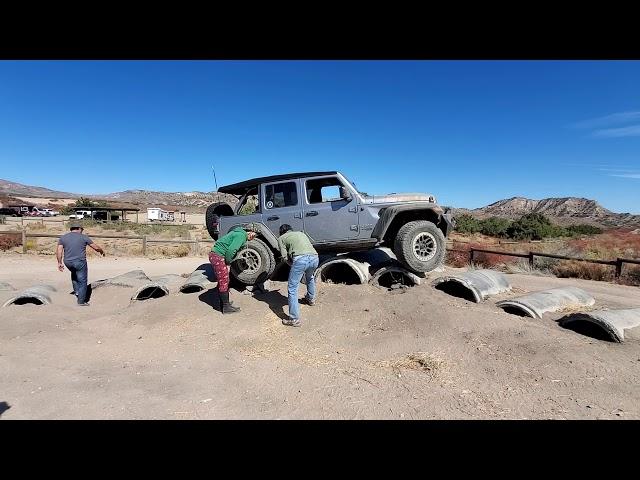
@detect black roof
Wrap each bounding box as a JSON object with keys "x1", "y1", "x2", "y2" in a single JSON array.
[{"x1": 218, "y1": 171, "x2": 338, "y2": 195}]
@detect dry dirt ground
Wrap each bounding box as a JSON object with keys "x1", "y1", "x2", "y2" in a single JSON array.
[{"x1": 1, "y1": 253, "x2": 639, "y2": 419}]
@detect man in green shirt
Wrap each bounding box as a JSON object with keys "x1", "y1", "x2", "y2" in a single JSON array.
[
  {"x1": 209, "y1": 224, "x2": 258, "y2": 314},
  {"x1": 278, "y1": 224, "x2": 319, "y2": 327}
]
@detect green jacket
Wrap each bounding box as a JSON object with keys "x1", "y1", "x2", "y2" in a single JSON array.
[
  {"x1": 212, "y1": 227, "x2": 248, "y2": 264},
  {"x1": 278, "y1": 230, "x2": 317, "y2": 261}
]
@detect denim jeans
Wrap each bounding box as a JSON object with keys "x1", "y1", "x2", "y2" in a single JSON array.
[
  {"x1": 65, "y1": 259, "x2": 88, "y2": 304},
  {"x1": 288, "y1": 254, "x2": 319, "y2": 321}
]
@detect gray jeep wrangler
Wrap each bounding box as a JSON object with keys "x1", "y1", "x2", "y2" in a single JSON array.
[{"x1": 206, "y1": 171, "x2": 454, "y2": 285}]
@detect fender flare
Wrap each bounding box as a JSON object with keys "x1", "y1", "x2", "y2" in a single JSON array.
[
  {"x1": 228, "y1": 222, "x2": 279, "y2": 251},
  {"x1": 371, "y1": 204, "x2": 451, "y2": 239}
]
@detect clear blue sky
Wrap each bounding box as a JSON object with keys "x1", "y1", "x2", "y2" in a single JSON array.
[{"x1": 1, "y1": 61, "x2": 639, "y2": 213}]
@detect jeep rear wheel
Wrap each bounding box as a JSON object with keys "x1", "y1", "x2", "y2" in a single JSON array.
[
  {"x1": 230, "y1": 238, "x2": 276, "y2": 285},
  {"x1": 393, "y1": 220, "x2": 446, "y2": 273}
]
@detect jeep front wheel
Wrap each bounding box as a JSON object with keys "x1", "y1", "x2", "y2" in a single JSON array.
[
  {"x1": 393, "y1": 220, "x2": 446, "y2": 273},
  {"x1": 230, "y1": 238, "x2": 276, "y2": 285}
]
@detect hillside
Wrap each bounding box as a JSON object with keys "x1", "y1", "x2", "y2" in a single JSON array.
[
  {"x1": 0, "y1": 179, "x2": 77, "y2": 199},
  {"x1": 469, "y1": 197, "x2": 640, "y2": 228},
  {"x1": 0, "y1": 179, "x2": 237, "y2": 212}
]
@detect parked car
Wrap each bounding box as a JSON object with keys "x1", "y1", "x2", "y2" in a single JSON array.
[
  {"x1": 0, "y1": 207, "x2": 21, "y2": 217},
  {"x1": 41, "y1": 208, "x2": 59, "y2": 216},
  {"x1": 206, "y1": 170, "x2": 454, "y2": 285},
  {"x1": 68, "y1": 210, "x2": 93, "y2": 220}
]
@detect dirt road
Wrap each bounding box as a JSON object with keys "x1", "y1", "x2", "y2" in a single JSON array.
[{"x1": 1, "y1": 253, "x2": 639, "y2": 419}]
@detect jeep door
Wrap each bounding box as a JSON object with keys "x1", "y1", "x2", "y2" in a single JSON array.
[
  {"x1": 261, "y1": 179, "x2": 304, "y2": 237},
  {"x1": 302, "y1": 175, "x2": 359, "y2": 242}
]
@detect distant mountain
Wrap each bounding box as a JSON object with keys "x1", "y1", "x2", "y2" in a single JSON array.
[
  {"x1": 92, "y1": 190, "x2": 237, "y2": 209},
  {"x1": 0, "y1": 178, "x2": 237, "y2": 212},
  {"x1": 0, "y1": 179, "x2": 77, "y2": 199},
  {"x1": 453, "y1": 196, "x2": 640, "y2": 229}
]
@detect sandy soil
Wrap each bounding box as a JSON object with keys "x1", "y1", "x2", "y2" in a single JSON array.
[{"x1": 1, "y1": 253, "x2": 639, "y2": 419}]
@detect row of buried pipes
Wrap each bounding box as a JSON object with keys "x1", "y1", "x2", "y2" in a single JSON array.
[{"x1": 2, "y1": 248, "x2": 640, "y2": 343}]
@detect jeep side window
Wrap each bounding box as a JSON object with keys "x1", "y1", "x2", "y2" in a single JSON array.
[
  {"x1": 306, "y1": 177, "x2": 350, "y2": 204},
  {"x1": 264, "y1": 181, "x2": 298, "y2": 209},
  {"x1": 237, "y1": 186, "x2": 260, "y2": 215}
]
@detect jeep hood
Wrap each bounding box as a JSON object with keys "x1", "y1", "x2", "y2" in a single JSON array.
[{"x1": 362, "y1": 193, "x2": 436, "y2": 204}]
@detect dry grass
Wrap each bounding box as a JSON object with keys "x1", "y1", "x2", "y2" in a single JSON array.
[
  {"x1": 376, "y1": 352, "x2": 445, "y2": 377},
  {"x1": 449, "y1": 230, "x2": 640, "y2": 286}
]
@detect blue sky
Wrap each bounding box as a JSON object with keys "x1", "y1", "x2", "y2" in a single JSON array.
[{"x1": 0, "y1": 60, "x2": 638, "y2": 212}]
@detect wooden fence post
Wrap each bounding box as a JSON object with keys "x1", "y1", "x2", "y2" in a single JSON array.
[
  {"x1": 615, "y1": 258, "x2": 623, "y2": 280},
  {"x1": 469, "y1": 249, "x2": 475, "y2": 263},
  {"x1": 22, "y1": 229, "x2": 27, "y2": 253},
  {"x1": 142, "y1": 236, "x2": 147, "y2": 256},
  {"x1": 528, "y1": 252, "x2": 534, "y2": 268},
  {"x1": 193, "y1": 238, "x2": 199, "y2": 256}
]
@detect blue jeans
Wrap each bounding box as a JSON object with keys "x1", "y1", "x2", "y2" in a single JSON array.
[
  {"x1": 65, "y1": 259, "x2": 88, "y2": 304},
  {"x1": 288, "y1": 254, "x2": 319, "y2": 321}
]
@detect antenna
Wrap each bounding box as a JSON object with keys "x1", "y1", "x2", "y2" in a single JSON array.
[{"x1": 212, "y1": 165, "x2": 219, "y2": 202}]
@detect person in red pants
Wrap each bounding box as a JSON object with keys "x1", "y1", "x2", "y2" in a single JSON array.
[{"x1": 208, "y1": 224, "x2": 258, "y2": 313}]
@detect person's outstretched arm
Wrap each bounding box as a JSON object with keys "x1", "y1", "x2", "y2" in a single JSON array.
[
  {"x1": 56, "y1": 244, "x2": 64, "y2": 271},
  {"x1": 89, "y1": 242, "x2": 106, "y2": 256}
]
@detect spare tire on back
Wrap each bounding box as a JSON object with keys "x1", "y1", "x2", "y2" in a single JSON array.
[
  {"x1": 206, "y1": 202, "x2": 234, "y2": 240},
  {"x1": 230, "y1": 238, "x2": 276, "y2": 285}
]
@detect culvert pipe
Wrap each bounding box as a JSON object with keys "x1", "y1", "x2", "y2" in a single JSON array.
[
  {"x1": 314, "y1": 257, "x2": 370, "y2": 285},
  {"x1": 180, "y1": 271, "x2": 212, "y2": 293},
  {"x1": 370, "y1": 265, "x2": 422, "y2": 289},
  {"x1": 131, "y1": 274, "x2": 182, "y2": 302},
  {"x1": 558, "y1": 308, "x2": 640, "y2": 343},
  {"x1": 91, "y1": 270, "x2": 151, "y2": 290},
  {"x1": 432, "y1": 269, "x2": 511, "y2": 303},
  {"x1": 496, "y1": 287, "x2": 595, "y2": 319},
  {"x1": 3, "y1": 285, "x2": 57, "y2": 307}
]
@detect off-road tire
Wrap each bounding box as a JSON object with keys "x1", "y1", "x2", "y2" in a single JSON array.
[
  {"x1": 230, "y1": 238, "x2": 276, "y2": 285},
  {"x1": 393, "y1": 220, "x2": 446, "y2": 273},
  {"x1": 205, "y1": 202, "x2": 234, "y2": 240}
]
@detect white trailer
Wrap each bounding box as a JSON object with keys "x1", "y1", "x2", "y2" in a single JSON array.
[{"x1": 147, "y1": 208, "x2": 175, "y2": 222}]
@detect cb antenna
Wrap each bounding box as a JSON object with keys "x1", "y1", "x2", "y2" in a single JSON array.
[{"x1": 212, "y1": 165, "x2": 219, "y2": 202}]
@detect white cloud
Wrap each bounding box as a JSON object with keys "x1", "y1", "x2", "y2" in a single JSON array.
[
  {"x1": 572, "y1": 111, "x2": 640, "y2": 129},
  {"x1": 610, "y1": 173, "x2": 640, "y2": 179},
  {"x1": 593, "y1": 124, "x2": 640, "y2": 138}
]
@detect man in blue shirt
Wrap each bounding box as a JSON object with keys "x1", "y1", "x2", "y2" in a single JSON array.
[{"x1": 56, "y1": 223, "x2": 105, "y2": 306}]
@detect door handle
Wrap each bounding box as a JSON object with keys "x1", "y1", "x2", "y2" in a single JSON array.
[
  {"x1": 267, "y1": 216, "x2": 280, "y2": 221},
  {"x1": 305, "y1": 211, "x2": 318, "y2": 217}
]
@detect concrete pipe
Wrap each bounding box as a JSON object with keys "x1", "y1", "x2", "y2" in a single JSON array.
[
  {"x1": 370, "y1": 265, "x2": 422, "y2": 290},
  {"x1": 180, "y1": 264, "x2": 216, "y2": 293},
  {"x1": 91, "y1": 270, "x2": 151, "y2": 290},
  {"x1": 314, "y1": 257, "x2": 370, "y2": 285},
  {"x1": 558, "y1": 308, "x2": 640, "y2": 343},
  {"x1": 3, "y1": 284, "x2": 57, "y2": 307},
  {"x1": 432, "y1": 269, "x2": 511, "y2": 303},
  {"x1": 131, "y1": 274, "x2": 182, "y2": 301},
  {"x1": 496, "y1": 287, "x2": 595, "y2": 319}
]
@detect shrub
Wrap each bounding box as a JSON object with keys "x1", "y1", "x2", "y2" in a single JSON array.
[
  {"x1": 0, "y1": 234, "x2": 21, "y2": 251},
  {"x1": 454, "y1": 214, "x2": 481, "y2": 234},
  {"x1": 506, "y1": 213, "x2": 565, "y2": 240},
  {"x1": 479, "y1": 217, "x2": 511, "y2": 237},
  {"x1": 565, "y1": 224, "x2": 602, "y2": 236}
]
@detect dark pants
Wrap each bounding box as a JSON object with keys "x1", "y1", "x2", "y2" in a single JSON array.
[{"x1": 65, "y1": 259, "x2": 88, "y2": 304}]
